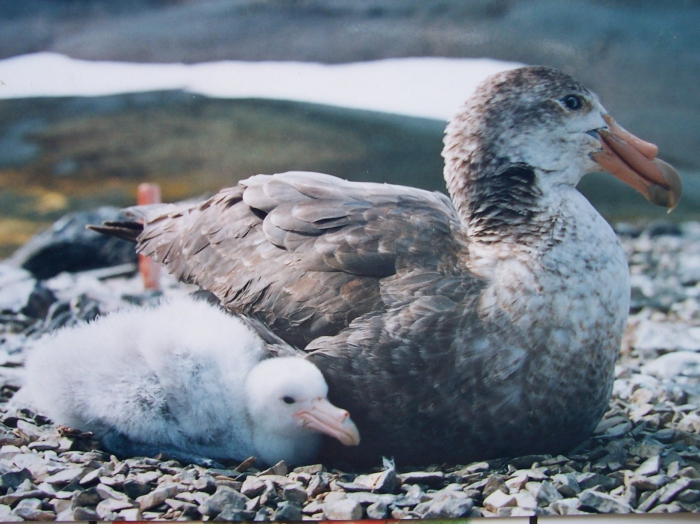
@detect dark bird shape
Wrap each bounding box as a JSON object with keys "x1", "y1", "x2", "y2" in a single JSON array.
[{"x1": 91, "y1": 66, "x2": 682, "y2": 466}]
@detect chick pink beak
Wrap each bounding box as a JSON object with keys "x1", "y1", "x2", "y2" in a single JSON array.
[{"x1": 295, "y1": 398, "x2": 360, "y2": 446}]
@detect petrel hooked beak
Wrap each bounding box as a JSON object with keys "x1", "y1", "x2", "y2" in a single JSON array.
[
  {"x1": 295, "y1": 398, "x2": 361, "y2": 446},
  {"x1": 590, "y1": 114, "x2": 682, "y2": 211}
]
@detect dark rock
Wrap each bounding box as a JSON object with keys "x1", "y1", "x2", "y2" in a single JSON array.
[
  {"x1": 8, "y1": 207, "x2": 138, "y2": 280},
  {"x1": 306, "y1": 472, "x2": 331, "y2": 497},
  {"x1": 508, "y1": 455, "x2": 552, "y2": 470},
  {"x1": 72, "y1": 486, "x2": 102, "y2": 507},
  {"x1": 576, "y1": 472, "x2": 622, "y2": 491},
  {"x1": 629, "y1": 474, "x2": 671, "y2": 492},
  {"x1": 0, "y1": 469, "x2": 32, "y2": 491},
  {"x1": 579, "y1": 490, "x2": 632, "y2": 514},
  {"x1": 193, "y1": 473, "x2": 217, "y2": 494},
  {"x1": 73, "y1": 506, "x2": 100, "y2": 520},
  {"x1": 198, "y1": 486, "x2": 248, "y2": 517},
  {"x1": 281, "y1": 484, "x2": 306, "y2": 504},
  {"x1": 20, "y1": 283, "x2": 57, "y2": 319},
  {"x1": 272, "y1": 501, "x2": 302, "y2": 521},
  {"x1": 551, "y1": 474, "x2": 581, "y2": 497},
  {"x1": 12, "y1": 498, "x2": 55, "y2": 521},
  {"x1": 254, "y1": 506, "x2": 273, "y2": 521},
  {"x1": 482, "y1": 475, "x2": 507, "y2": 498},
  {"x1": 123, "y1": 478, "x2": 151, "y2": 499},
  {"x1": 214, "y1": 507, "x2": 256, "y2": 521},
  {"x1": 397, "y1": 470, "x2": 444, "y2": 486},
  {"x1": 374, "y1": 468, "x2": 399, "y2": 494}
]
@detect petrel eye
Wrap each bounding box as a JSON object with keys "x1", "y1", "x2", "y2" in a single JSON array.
[
  {"x1": 562, "y1": 95, "x2": 583, "y2": 111},
  {"x1": 282, "y1": 396, "x2": 295, "y2": 404}
]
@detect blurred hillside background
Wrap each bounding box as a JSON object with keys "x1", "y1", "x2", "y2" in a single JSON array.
[{"x1": 0, "y1": 0, "x2": 698, "y2": 258}]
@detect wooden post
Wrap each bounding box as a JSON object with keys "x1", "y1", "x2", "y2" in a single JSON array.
[{"x1": 137, "y1": 183, "x2": 162, "y2": 290}]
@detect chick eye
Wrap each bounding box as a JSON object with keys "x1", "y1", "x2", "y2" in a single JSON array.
[
  {"x1": 282, "y1": 396, "x2": 296, "y2": 405},
  {"x1": 562, "y1": 94, "x2": 583, "y2": 111}
]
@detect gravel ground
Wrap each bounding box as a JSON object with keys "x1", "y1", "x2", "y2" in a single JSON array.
[{"x1": 0, "y1": 221, "x2": 698, "y2": 520}]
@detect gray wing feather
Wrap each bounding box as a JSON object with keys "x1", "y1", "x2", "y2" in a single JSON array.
[{"x1": 134, "y1": 171, "x2": 465, "y2": 347}]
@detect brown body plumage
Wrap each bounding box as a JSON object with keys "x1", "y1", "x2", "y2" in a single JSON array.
[{"x1": 93, "y1": 67, "x2": 681, "y2": 466}]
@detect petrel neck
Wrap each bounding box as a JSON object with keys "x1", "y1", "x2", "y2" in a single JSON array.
[{"x1": 444, "y1": 142, "x2": 549, "y2": 244}]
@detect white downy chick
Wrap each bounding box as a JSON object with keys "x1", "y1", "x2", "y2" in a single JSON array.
[{"x1": 19, "y1": 296, "x2": 359, "y2": 466}]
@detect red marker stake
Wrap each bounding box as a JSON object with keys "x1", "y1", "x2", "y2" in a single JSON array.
[{"x1": 137, "y1": 183, "x2": 162, "y2": 290}]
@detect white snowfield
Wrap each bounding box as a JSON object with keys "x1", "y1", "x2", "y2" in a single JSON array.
[{"x1": 0, "y1": 52, "x2": 522, "y2": 121}]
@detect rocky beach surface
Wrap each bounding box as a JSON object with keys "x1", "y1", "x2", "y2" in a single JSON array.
[{"x1": 0, "y1": 217, "x2": 698, "y2": 520}]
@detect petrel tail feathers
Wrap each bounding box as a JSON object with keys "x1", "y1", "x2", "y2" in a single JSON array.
[{"x1": 87, "y1": 221, "x2": 143, "y2": 243}]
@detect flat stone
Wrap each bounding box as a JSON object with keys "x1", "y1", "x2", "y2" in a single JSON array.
[
  {"x1": 100, "y1": 473, "x2": 125, "y2": 488},
  {"x1": 73, "y1": 506, "x2": 99, "y2": 520},
  {"x1": 13, "y1": 453, "x2": 47, "y2": 481},
  {"x1": 0, "y1": 489, "x2": 47, "y2": 506},
  {"x1": 636, "y1": 455, "x2": 661, "y2": 476},
  {"x1": 96, "y1": 482, "x2": 131, "y2": 501},
  {"x1": 649, "y1": 502, "x2": 685, "y2": 513},
  {"x1": 306, "y1": 472, "x2": 331, "y2": 497},
  {"x1": 549, "y1": 498, "x2": 582, "y2": 515},
  {"x1": 96, "y1": 497, "x2": 136, "y2": 520},
  {"x1": 513, "y1": 490, "x2": 538, "y2": 510},
  {"x1": 354, "y1": 469, "x2": 398, "y2": 494},
  {"x1": 257, "y1": 474, "x2": 293, "y2": 487},
  {"x1": 12, "y1": 498, "x2": 55, "y2": 521},
  {"x1": 133, "y1": 470, "x2": 161, "y2": 484},
  {"x1": 50, "y1": 499, "x2": 71, "y2": 515},
  {"x1": 118, "y1": 507, "x2": 143, "y2": 520},
  {"x1": 258, "y1": 460, "x2": 287, "y2": 477},
  {"x1": 366, "y1": 501, "x2": 388, "y2": 519},
  {"x1": 579, "y1": 489, "x2": 632, "y2": 514},
  {"x1": 0, "y1": 446, "x2": 23, "y2": 461},
  {"x1": 290, "y1": 464, "x2": 321, "y2": 475},
  {"x1": 137, "y1": 484, "x2": 180, "y2": 511},
  {"x1": 392, "y1": 484, "x2": 425, "y2": 507},
  {"x1": 508, "y1": 455, "x2": 551, "y2": 469},
  {"x1": 123, "y1": 477, "x2": 151, "y2": 499},
  {"x1": 27, "y1": 440, "x2": 59, "y2": 452},
  {"x1": 72, "y1": 486, "x2": 102, "y2": 507},
  {"x1": 423, "y1": 496, "x2": 474, "y2": 518},
  {"x1": 0, "y1": 469, "x2": 32, "y2": 490},
  {"x1": 272, "y1": 501, "x2": 302, "y2": 521},
  {"x1": 498, "y1": 506, "x2": 536, "y2": 517},
  {"x1": 552, "y1": 473, "x2": 581, "y2": 497},
  {"x1": 629, "y1": 474, "x2": 671, "y2": 491},
  {"x1": 241, "y1": 475, "x2": 266, "y2": 498},
  {"x1": 526, "y1": 480, "x2": 563, "y2": 506},
  {"x1": 397, "y1": 470, "x2": 444, "y2": 485},
  {"x1": 282, "y1": 483, "x2": 307, "y2": 504},
  {"x1": 77, "y1": 467, "x2": 102, "y2": 486},
  {"x1": 637, "y1": 489, "x2": 662, "y2": 512},
  {"x1": 214, "y1": 506, "x2": 256, "y2": 521},
  {"x1": 677, "y1": 489, "x2": 700, "y2": 503},
  {"x1": 198, "y1": 486, "x2": 248, "y2": 517},
  {"x1": 322, "y1": 498, "x2": 362, "y2": 520},
  {"x1": 576, "y1": 472, "x2": 621, "y2": 491},
  {"x1": 44, "y1": 466, "x2": 86, "y2": 485},
  {"x1": 659, "y1": 478, "x2": 692, "y2": 504},
  {"x1": 483, "y1": 489, "x2": 517, "y2": 512}
]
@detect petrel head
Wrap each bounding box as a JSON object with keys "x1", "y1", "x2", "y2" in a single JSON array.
[{"x1": 443, "y1": 66, "x2": 682, "y2": 237}]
